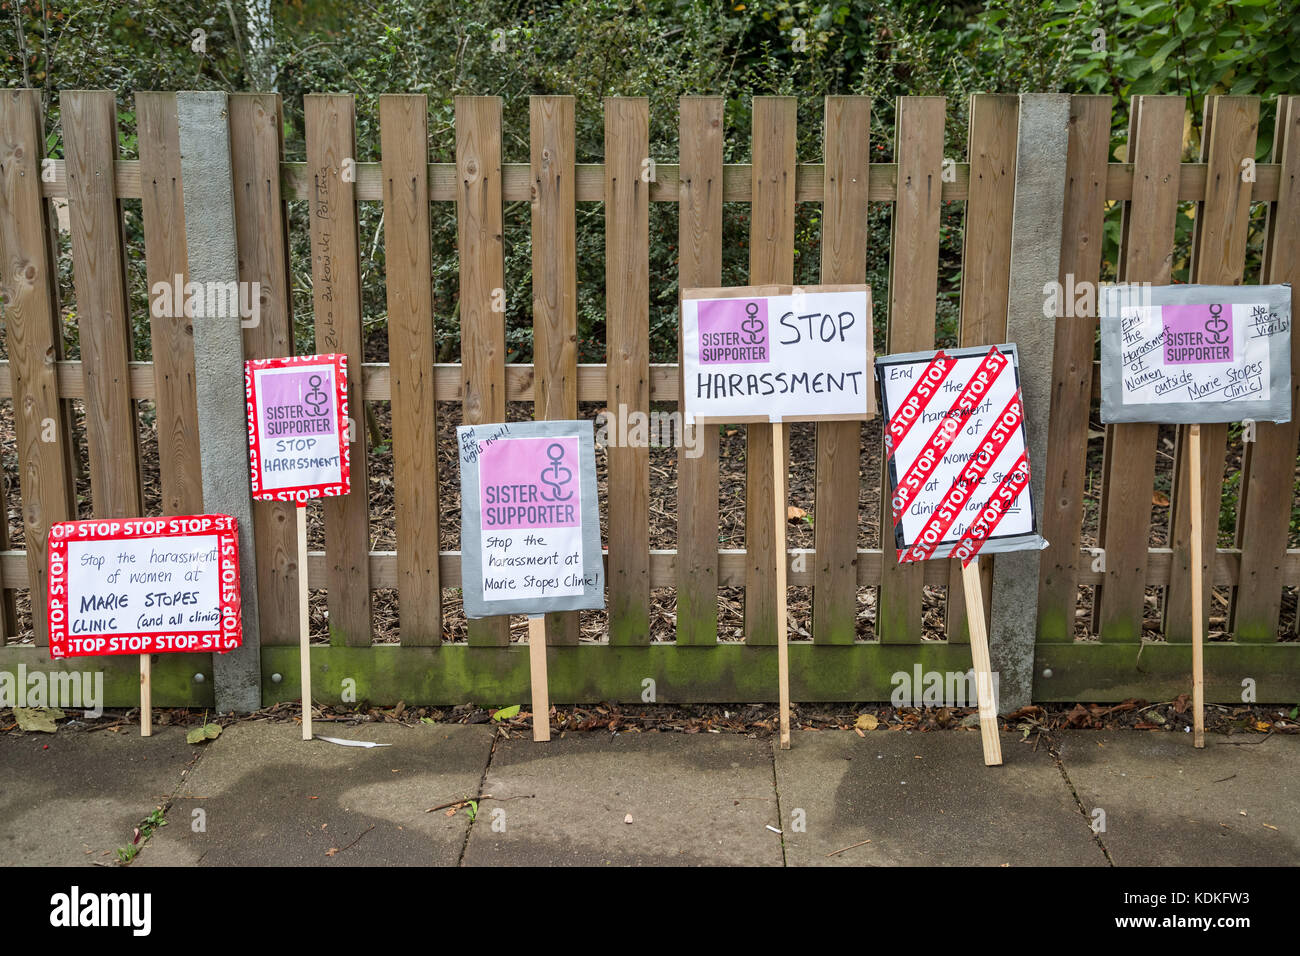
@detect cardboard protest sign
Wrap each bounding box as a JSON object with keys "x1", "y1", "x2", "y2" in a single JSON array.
[
  {"x1": 457, "y1": 420, "x2": 603, "y2": 618},
  {"x1": 47, "y1": 515, "x2": 242, "y2": 659},
  {"x1": 1100, "y1": 283, "x2": 1292, "y2": 424},
  {"x1": 681, "y1": 284, "x2": 874, "y2": 424},
  {"x1": 245, "y1": 354, "x2": 351, "y2": 501},
  {"x1": 877, "y1": 344, "x2": 1046, "y2": 565}
]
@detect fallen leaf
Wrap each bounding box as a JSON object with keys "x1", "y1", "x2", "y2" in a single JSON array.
[
  {"x1": 624, "y1": 813, "x2": 634, "y2": 824},
  {"x1": 786, "y1": 505, "x2": 806, "y2": 522},
  {"x1": 855, "y1": 714, "x2": 878, "y2": 731},
  {"x1": 1152, "y1": 491, "x2": 1170, "y2": 506},
  {"x1": 325, "y1": 847, "x2": 339, "y2": 857},
  {"x1": 14, "y1": 707, "x2": 64, "y2": 733}
]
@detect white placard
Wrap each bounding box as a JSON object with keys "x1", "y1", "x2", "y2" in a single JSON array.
[{"x1": 681, "y1": 285, "x2": 873, "y2": 424}]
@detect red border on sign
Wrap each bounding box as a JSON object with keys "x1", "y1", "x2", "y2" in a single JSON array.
[
  {"x1": 47, "y1": 514, "x2": 243, "y2": 659},
  {"x1": 245, "y1": 353, "x2": 351, "y2": 502}
]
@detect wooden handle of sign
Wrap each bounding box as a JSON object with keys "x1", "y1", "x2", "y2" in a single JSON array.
[
  {"x1": 528, "y1": 615, "x2": 551, "y2": 742},
  {"x1": 297, "y1": 504, "x2": 312, "y2": 741},
  {"x1": 961, "y1": 558, "x2": 1003, "y2": 766},
  {"x1": 1189, "y1": 423, "x2": 1205, "y2": 749},
  {"x1": 139, "y1": 653, "x2": 152, "y2": 737},
  {"x1": 772, "y1": 421, "x2": 791, "y2": 751}
]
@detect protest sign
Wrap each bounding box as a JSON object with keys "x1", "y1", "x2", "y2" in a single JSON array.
[
  {"x1": 1100, "y1": 283, "x2": 1292, "y2": 750},
  {"x1": 458, "y1": 420, "x2": 603, "y2": 618},
  {"x1": 458, "y1": 420, "x2": 602, "y2": 741},
  {"x1": 47, "y1": 511, "x2": 241, "y2": 678},
  {"x1": 876, "y1": 343, "x2": 1049, "y2": 767},
  {"x1": 1099, "y1": 283, "x2": 1292, "y2": 424},
  {"x1": 680, "y1": 284, "x2": 873, "y2": 424},
  {"x1": 245, "y1": 353, "x2": 351, "y2": 501},
  {"x1": 878, "y1": 344, "x2": 1045, "y2": 565},
  {"x1": 681, "y1": 283, "x2": 873, "y2": 750},
  {"x1": 245, "y1": 353, "x2": 352, "y2": 739}
]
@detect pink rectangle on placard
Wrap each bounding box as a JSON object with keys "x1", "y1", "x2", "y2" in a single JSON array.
[
  {"x1": 479, "y1": 437, "x2": 581, "y2": 530},
  {"x1": 258, "y1": 367, "x2": 337, "y2": 438},
  {"x1": 697, "y1": 298, "x2": 770, "y2": 364},
  {"x1": 1162, "y1": 303, "x2": 1233, "y2": 365}
]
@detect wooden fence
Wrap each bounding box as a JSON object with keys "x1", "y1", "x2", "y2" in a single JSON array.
[{"x1": 0, "y1": 88, "x2": 1297, "y2": 709}]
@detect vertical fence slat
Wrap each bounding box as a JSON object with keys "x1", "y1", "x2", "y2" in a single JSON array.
[
  {"x1": 381, "y1": 94, "x2": 442, "y2": 646},
  {"x1": 879, "y1": 95, "x2": 944, "y2": 644},
  {"x1": 945, "y1": 93, "x2": 1017, "y2": 643},
  {"x1": 675, "y1": 96, "x2": 724, "y2": 646},
  {"x1": 63, "y1": 91, "x2": 142, "y2": 519},
  {"x1": 813, "y1": 95, "x2": 869, "y2": 645},
  {"x1": 229, "y1": 93, "x2": 300, "y2": 646},
  {"x1": 0, "y1": 89, "x2": 75, "y2": 643},
  {"x1": 604, "y1": 97, "x2": 651, "y2": 644},
  {"x1": 1232, "y1": 95, "x2": 1300, "y2": 641},
  {"x1": 1165, "y1": 95, "x2": 1259, "y2": 642},
  {"x1": 1093, "y1": 95, "x2": 1184, "y2": 642},
  {"x1": 137, "y1": 92, "x2": 202, "y2": 518},
  {"x1": 305, "y1": 94, "x2": 372, "y2": 646},
  {"x1": 457, "y1": 95, "x2": 510, "y2": 647},
  {"x1": 1035, "y1": 94, "x2": 1112, "y2": 641},
  {"x1": 530, "y1": 94, "x2": 582, "y2": 645},
  {"x1": 744, "y1": 96, "x2": 796, "y2": 646}
]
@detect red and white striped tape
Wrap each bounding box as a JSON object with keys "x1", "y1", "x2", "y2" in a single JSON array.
[{"x1": 889, "y1": 347, "x2": 1029, "y2": 566}]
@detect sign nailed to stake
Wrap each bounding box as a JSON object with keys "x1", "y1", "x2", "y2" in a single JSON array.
[
  {"x1": 47, "y1": 515, "x2": 242, "y2": 659},
  {"x1": 680, "y1": 284, "x2": 874, "y2": 424},
  {"x1": 245, "y1": 354, "x2": 351, "y2": 501},
  {"x1": 878, "y1": 344, "x2": 1046, "y2": 566}
]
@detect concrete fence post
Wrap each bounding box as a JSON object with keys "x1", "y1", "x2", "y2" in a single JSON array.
[
  {"x1": 177, "y1": 92, "x2": 263, "y2": 711},
  {"x1": 989, "y1": 93, "x2": 1071, "y2": 713}
]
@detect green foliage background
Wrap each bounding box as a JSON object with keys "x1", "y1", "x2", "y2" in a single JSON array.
[{"x1": 4, "y1": 0, "x2": 1298, "y2": 363}]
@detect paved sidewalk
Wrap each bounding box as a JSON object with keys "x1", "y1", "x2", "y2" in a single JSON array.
[{"x1": 2, "y1": 722, "x2": 1296, "y2": 866}]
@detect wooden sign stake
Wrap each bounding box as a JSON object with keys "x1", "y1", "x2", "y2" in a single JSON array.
[
  {"x1": 528, "y1": 615, "x2": 551, "y2": 742},
  {"x1": 772, "y1": 421, "x2": 792, "y2": 751},
  {"x1": 960, "y1": 558, "x2": 1003, "y2": 766},
  {"x1": 297, "y1": 504, "x2": 312, "y2": 741},
  {"x1": 1188, "y1": 423, "x2": 1205, "y2": 749},
  {"x1": 140, "y1": 653, "x2": 152, "y2": 737}
]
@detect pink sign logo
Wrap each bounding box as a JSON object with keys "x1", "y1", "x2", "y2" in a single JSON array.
[
  {"x1": 697, "y1": 298, "x2": 769, "y2": 364},
  {"x1": 1163, "y1": 303, "x2": 1233, "y2": 365},
  {"x1": 480, "y1": 437, "x2": 580, "y2": 530}
]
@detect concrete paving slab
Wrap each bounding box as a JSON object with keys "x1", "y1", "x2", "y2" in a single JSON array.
[
  {"x1": 1056, "y1": 731, "x2": 1300, "y2": 866},
  {"x1": 463, "y1": 731, "x2": 782, "y2": 866},
  {"x1": 138, "y1": 722, "x2": 494, "y2": 866},
  {"x1": 774, "y1": 729, "x2": 1106, "y2": 866},
  {"x1": 0, "y1": 726, "x2": 196, "y2": 866}
]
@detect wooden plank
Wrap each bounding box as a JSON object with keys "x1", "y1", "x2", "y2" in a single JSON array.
[
  {"x1": 1035, "y1": 95, "x2": 1112, "y2": 642},
  {"x1": 1094, "y1": 95, "x2": 1184, "y2": 642},
  {"x1": 1231, "y1": 95, "x2": 1300, "y2": 642},
  {"x1": 1165, "y1": 96, "x2": 1259, "y2": 643},
  {"x1": 136, "y1": 92, "x2": 202, "y2": 518},
  {"x1": 813, "y1": 95, "x2": 869, "y2": 645},
  {"x1": 945, "y1": 93, "x2": 1017, "y2": 643},
  {"x1": 0, "y1": 90, "x2": 75, "y2": 643},
  {"x1": 675, "y1": 96, "x2": 724, "y2": 646},
  {"x1": 380, "y1": 95, "x2": 442, "y2": 645},
  {"x1": 604, "y1": 97, "x2": 651, "y2": 644},
  {"x1": 36, "y1": 156, "x2": 1296, "y2": 206},
  {"x1": 878, "y1": 96, "x2": 944, "y2": 644},
  {"x1": 456, "y1": 96, "x2": 509, "y2": 647},
  {"x1": 63, "y1": 91, "x2": 142, "y2": 519},
  {"x1": 530, "y1": 95, "x2": 581, "y2": 646},
  {"x1": 229, "y1": 93, "x2": 300, "y2": 647},
  {"x1": 305, "y1": 94, "x2": 372, "y2": 647},
  {"x1": 744, "y1": 96, "x2": 797, "y2": 646}
]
